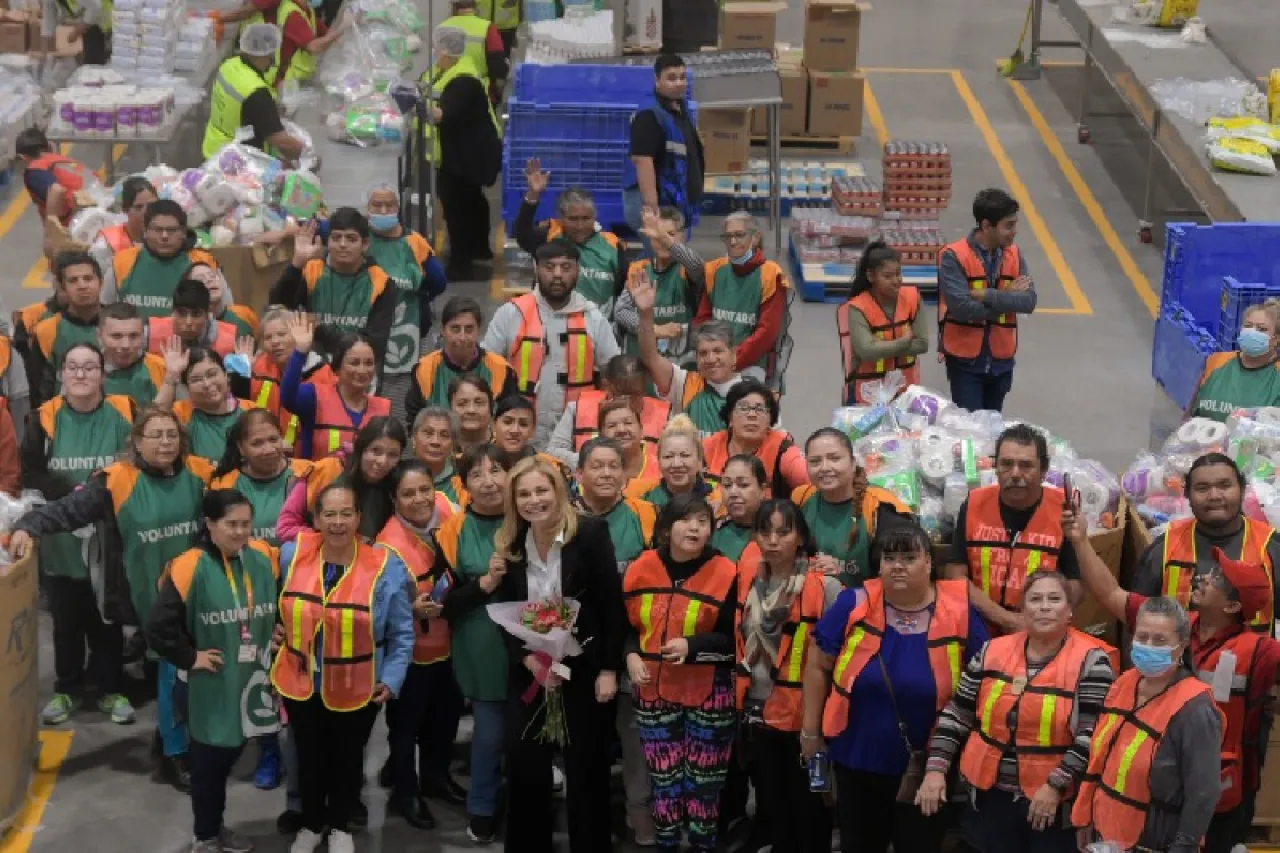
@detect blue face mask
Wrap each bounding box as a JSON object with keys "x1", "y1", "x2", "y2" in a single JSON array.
[
  {"x1": 730, "y1": 249, "x2": 754, "y2": 265},
  {"x1": 1129, "y1": 641, "x2": 1177, "y2": 676},
  {"x1": 1238, "y1": 327, "x2": 1272, "y2": 357},
  {"x1": 368, "y1": 213, "x2": 399, "y2": 233}
]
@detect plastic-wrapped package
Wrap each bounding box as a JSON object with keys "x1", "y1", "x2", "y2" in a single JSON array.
[
  {"x1": 67, "y1": 207, "x2": 124, "y2": 246},
  {"x1": 0, "y1": 492, "x2": 46, "y2": 565},
  {"x1": 279, "y1": 171, "x2": 324, "y2": 220},
  {"x1": 326, "y1": 91, "x2": 404, "y2": 147},
  {"x1": 1151, "y1": 77, "x2": 1268, "y2": 124},
  {"x1": 894, "y1": 385, "x2": 951, "y2": 425},
  {"x1": 1207, "y1": 136, "x2": 1278, "y2": 176},
  {"x1": 281, "y1": 120, "x2": 319, "y2": 172}
]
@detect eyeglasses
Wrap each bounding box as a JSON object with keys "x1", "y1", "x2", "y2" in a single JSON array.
[
  {"x1": 63, "y1": 363, "x2": 101, "y2": 376},
  {"x1": 721, "y1": 231, "x2": 752, "y2": 244},
  {"x1": 142, "y1": 431, "x2": 180, "y2": 441},
  {"x1": 147, "y1": 224, "x2": 183, "y2": 236},
  {"x1": 734, "y1": 402, "x2": 768, "y2": 415}
]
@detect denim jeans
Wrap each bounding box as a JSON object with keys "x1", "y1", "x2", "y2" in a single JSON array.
[
  {"x1": 468, "y1": 699, "x2": 505, "y2": 817},
  {"x1": 623, "y1": 188, "x2": 652, "y2": 258},
  {"x1": 283, "y1": 724, "x2": 302, "y2": 813},
  {"x1": 157, "y1": 660, "x2": 188, "y2": 757},
  {"x1": 945, "y1": 361, "x2": 1014, "y2": 413}
]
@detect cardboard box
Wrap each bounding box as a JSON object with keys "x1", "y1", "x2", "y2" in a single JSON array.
[
  {"x1": 210, "y1": 238, "x2": 294, "y2": 314},
  {"x1": 751, "y1": 62, "x2": 808, "y2": 136},
  {"x1": 0, "y1": 548, "x2": 40, "y2": 836},
  {"x1": 0, "y1": 14, "x2": 27, "y2": 54},
  {"x1": 806, "y1": 69, "x2": 864, "y2": 137},
  {"x1": 624, "y1": 0, "x2": 662, "y2": 51},
  {"x1": 803, "y1": 0, "x2": 868, "y2": 71},
  {"x1": 699, "y1": 108, "x2": 751, "y2": 174},
  {"x1": 719, "y1": 1, "x2": 784, "y2": 50}
]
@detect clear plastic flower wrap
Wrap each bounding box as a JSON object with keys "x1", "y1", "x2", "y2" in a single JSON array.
[
  {"x1": 281, "y1": 120, "x2": 319, "y2": 172},
  {"x1": 326, "y1": 91, "x2": 405, "y2": 147}
]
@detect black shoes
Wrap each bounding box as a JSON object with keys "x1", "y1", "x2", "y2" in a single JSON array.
[
  {"x1": 389, "y1": 795, "x2": 437, "y2": 830},
  {"x1": 466, "y1": 815, "x2": 497, "y2": 844},
  {"x1": 378, "y1": 760, "x2": 393, "y2": 789},
  {"x1": 157, "y1": 753, "x2": 191, "y2": 793},
  {"x1": 349, "y1": 800, "x2": 368, "y2": 830},
  {"x1": 421, "y1": 774, "x2": 468, "y2": 806},
  {"x1": 276, "y1": 809, "x2": 303, "y2": 835}
]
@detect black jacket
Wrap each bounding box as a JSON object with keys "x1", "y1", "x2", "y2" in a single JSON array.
[
  {"x1": 494, "y1": 515, "x2": 624, "y2": 691},
  {"x1": 438, "y1": 74, "x2": 501, "y2": 187},
  {"x1": 268, "y1": 257, "x2": 396, "y2": 366}
]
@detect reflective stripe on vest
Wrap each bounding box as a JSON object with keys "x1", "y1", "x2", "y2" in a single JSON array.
[
  {"x1": 203, "y1": 55, "x2": 275, "y2": 159},
  {"x1": 571, "y1": 389, "x2": 672, "y2": 455},
  {"x1": 276, "y1": 0, "x2": 318, "y2": 83},
  {"x1": 703, "y1": 428, "x2": 791, "y2": 498},
  {"x1": 837, "y1": 287, "x2": 921, "y2": 405},
  {"x1": 1161, "y1": 517, "x2": 1275, "y2": 632},
  {"x1": 734, "y1": 571, "x2": 825, "y2": 730},
  {"x1": 311, "y1": 385, "x2": 392, "y2": 459},
  {"x1": 418, "y1": 56, "x2": 502, "y2": 165},
  {"x1": 937, "y1": 239, "x2": 1021, "y2": 361},
  {"x1": 376, "y1": 514, "x2": 454, "y2": 665},
  {"x1": 269, "y1": 531, "x2": 390, "y2": 711},
  {"x1": 508, "y1": 292, "x2": 595, "y2": 404},
  {"x1": 963, "y1": 485, "x2": 1065, "y2": 613},
  {"x1": 1193, "y1": 628, "x2": 1262, "y2": 812}
]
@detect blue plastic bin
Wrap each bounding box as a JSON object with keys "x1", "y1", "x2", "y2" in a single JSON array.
[
  {"x1": 1216, "y1": 276, "x2": 1280, "y2": 350},
  {"x1": 514, "y1": 64, "x2": 686, "y2": 107},
  {"x1": 1152, "y1": 300, "x2": 1216, "y2": 410},
  {"x1": 1160, "y1": 222, "x2": 1280, "y2": 335},
  {"x1": 506, "y1": 100, "x2": 637, "y2": 142}
]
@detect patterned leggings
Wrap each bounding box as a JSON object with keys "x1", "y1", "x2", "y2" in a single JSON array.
[{"x1": 633, "y1": 674, "x2": 738, "y2": 851}]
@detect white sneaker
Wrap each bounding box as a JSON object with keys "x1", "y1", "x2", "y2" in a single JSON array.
[
  {"x1": 289, "y1": 829, "x2": 324, "y2": 853},
  {"x1": 551, "y1": 764, "x2": 565, "y2": 795},
  {"x1": 327, "y1": 830, "x2": 355, "y2": 853}
]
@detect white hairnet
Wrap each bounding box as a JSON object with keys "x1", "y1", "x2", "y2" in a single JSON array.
[
  {"x1": 433, "y1": 26, "x2": 467, "y2": 58},
  {"x1": 240, "y1": 23, "x2": 282, "y2": 58}
]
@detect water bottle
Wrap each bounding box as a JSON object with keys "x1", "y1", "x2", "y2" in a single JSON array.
[{"x1": 808, "y1": 750, "x2": 831, "y2": 793}]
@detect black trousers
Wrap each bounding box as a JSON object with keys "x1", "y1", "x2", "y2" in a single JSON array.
[
  {"x1": 284, "y1": 696, "x2": 379, "y2": 833},
  {"x1": 82, "y1": 25, "x2": 108, "y2": 65},
  {"x1": 385, "y1": 659, "x2": 465, "y2": 799},
  {"x1": 503, "y1": 676, "x2": 613, "y2": 853},
  {"x1": 48, "y1": 575, "x2": 123, "y2": 696},
  {"x1": 971, "y1": 788, "x2": 1076, "y2": 853},
  {"x1": 748, "y1": 724, "x2": 832, "y2": 853},
  {"x1": 189, "y1": 739, "x2": 245, "y2": 840},
  {"x1": 833, "y1": 763, "x2": 948, "y2": 853},
  {"x1": 436, "y1": 168, "x2": 491, "y2": 266},
  {"x1": 1204, "y1": 790, "x2": 1255, "y2": 853}
]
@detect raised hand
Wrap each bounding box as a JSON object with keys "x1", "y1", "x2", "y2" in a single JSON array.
[
  {"x1": 525, "y1": 157, "x2": 550, "y2": 197},
  {"x1": 235, "y1": 335, "x2": 257, "y2": 362},
  {"x1": 162, "y1": 335, "x2": 189, "y2": 383},
  {"x1": 291, "y1": 220, "x2": 324, "y2": 268},
  {"x1": 627, "y1": 266, "x2": 656, "y2": 313},
  {"x1": 287, "y1": 311, "x2": 315, "y2": 353}
]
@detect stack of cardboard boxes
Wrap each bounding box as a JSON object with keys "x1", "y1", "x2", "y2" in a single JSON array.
[{"x1": 0, "y1": 1, "x2": 82, "y2": 56}]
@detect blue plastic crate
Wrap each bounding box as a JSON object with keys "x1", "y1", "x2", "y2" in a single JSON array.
[
  {"x1": 505, "y1": 99, "x2": 637, "y2": 142},
  {"x1": 1159, "y1": 222, "x2": 1280, "y2": 334},
  {"x1": 1152, "y1": 300, "x2": 1216, "y2": 410},
  {"x1": 515, "y1": 64, "x2": 661, "y2": 107},
  {"x1": 1217, "y1": 276, "x2": 1280, "y2": 350}
]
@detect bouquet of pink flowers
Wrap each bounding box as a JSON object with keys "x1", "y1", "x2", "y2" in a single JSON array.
[{"x1": 487, "y1": 597, "x2": 581, "y2": 745}]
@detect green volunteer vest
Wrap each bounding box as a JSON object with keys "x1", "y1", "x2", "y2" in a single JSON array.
[
  {"x1": 623, "y1": 261, "x2": 690, "y2": 356},
  {"x1": 1194, "y1": 357, "x2": 1280, "y2": 422},
  {"x1": 276, "y1": 0, "x2": 317, "y2": 83},
  {"x1": 46, "y1": 316, "x2": 101, "y2": 396},
  {"x1": 113, "y1": 464, "x2": 206, "y2": 624},
  {"x1": 434, "y1": 466, "x2": 461, "y2": 504},
  {"x1": 574, "y1": 233, "x2": 620, "y2": 314},
  {"x1": 40, "y1": 400, "x2": 133, "y2": 580},
  {"x1": 712, "y1": 520, "x2": 752, "y2": 563},
  {"x1": 448, "y1": 511, "x2": 507, "y2": 701},
  {"x1": 476, "y1": 0, "x2": 518, "y2": 31},
  {"x1": 105, "y1": 358, "x2": 161, "y2": 406},
  {"x1": 203, "y1": 55, "x2": 274, "y2": 159},
  {"x1": 220, "y1": 308, "x2": 256, "y2": 339},
  {"x1": 799, "y1": 495, "x2": 869, "y2": 587},
  {"x1": 641, "y1": 481, "x2": 674, "y2": 509},
  {"x1": 223, "y1": 468, "x2": 296, "y2": 546},
  {"x1": 601, "y1": 500, "x2": 648, "y2": 574},
  {"x1": 439, "y1": 14, "x2": 491, "y2": 82},
  {"x1": 121, "y1": 250, "x2": 196, "y2": 319},
  {"x1": 424, "y1": 352, "x2": 500, "y2": 409},
  {"x1": 309, "y1": 266, "x2": 376, "y2": 336},
  {"x1": 710, "y1": 264, "x2": 766, "y2": 369},
  {"x1": 368, "y1": 234, "x2": 424, "y2": 375},
  {"x1": 186, "y1": 407, "x2": 244, "y2": 464},
  {"x1": 685, "y1": 376, "x2": 727, "y2": 438},
  {"x1": 185, "y1": 548, "x2": 280, "y2": 747}
]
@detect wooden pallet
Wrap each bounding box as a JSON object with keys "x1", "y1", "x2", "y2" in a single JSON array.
[{"x1": 750, "y1": 134, "x2": 856, "y2": 153}]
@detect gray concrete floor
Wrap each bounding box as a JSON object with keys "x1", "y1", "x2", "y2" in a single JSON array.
[{"x1": 1, "y1": 0, "x2": 1240, "y2": 848}]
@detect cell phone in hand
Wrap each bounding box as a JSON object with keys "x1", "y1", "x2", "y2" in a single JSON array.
[
  {"x1": 430, "y1": 573, "x2": 452, "y2": 603},
  {"x1": 1063, "y1": 473, "x2": 1078, "y2": 511}
]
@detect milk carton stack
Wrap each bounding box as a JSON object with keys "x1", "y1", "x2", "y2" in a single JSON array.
[
  {"x1": 175, "y1": 15, "x2": 215, "y2": 73},
  {"x1": 112, "y1": 0, "x2": 186, "y2": 76}
]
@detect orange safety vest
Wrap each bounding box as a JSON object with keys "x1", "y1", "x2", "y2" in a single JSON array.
[
  {"x1": 310, "y1": 385, "x2": 392, "y2": 460},
  {"x1": 269, "y1": 530, "x2": 391, "y2": 711},
  {"x1": 822, "y1": 578, "x2": 970, "y2": 738},
  {"x1": 545, "y1": 220, "x2": 621, "y2": 249},
  {"x1": 376, "y1": 512, "x2": 455, "y2": 665},
  {"x1": 99, "y1": 223, "x2": 135, "y2": 254},
  {"x1": 937, "y1": 239, "x2": 1021, "y2": 361},
  {"x1": 964, "y1": 485, "x2": 1065, "y2": 613},
  {"x1": 1194, "y1": 627, "x2": 1261, "y2": 811},
  {"x1": 958, "y1": 628, "x2": 1118, "y2": 798},
  {"x1": 1070, "y1": 669, "x2": 1223, "y2": 850},
  {"x1": 27, "y1": 152, "x2": 89, "y2": 223},
  {"x1": 249, "y1": 353, "x2": 337, "y2": 452},
  {"x1": 414, "y1": 349, "x2": 512, "y2": 402},
  {"x1": 147, "y1": 316, "x2": 238, "y2": 358},
  {"x1": 1161, "y1": 517, "x2": 1275, "y2": 633},
  {"x1": 571, "y1": 389, "x2": 672, "y2": 455},
  {"x1": 508, "y1": 292, "x2": 595, "y2": 404},
  {"x1": 703, "y1": 428, "x2": 794, "y2": 498},
  {"x1": 622, "y1": 548, "x2": 738, "y2": 706},
  {"x1": 734, "y1": 568, "x2": 826, "y2": 730},
  {"x1": 837, "y1": 287, "x2": 921, "y2": 404}
]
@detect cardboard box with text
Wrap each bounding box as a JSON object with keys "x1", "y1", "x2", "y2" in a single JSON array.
[
  {"x1": 807, "y1": 69, "x2": 864, "y2": 137},
  {"x1": 803, "y1": 0, "x2": 867, "y2": 71},
  {"x1": 719, "y1": 2, "x2": 785, "y2": 50},
  {"x1": 751, "y1": 62, "x2": 808, "y2": 136},
  {"x1": 699, "y1": 108, "x2": 751, "y2": 174}
]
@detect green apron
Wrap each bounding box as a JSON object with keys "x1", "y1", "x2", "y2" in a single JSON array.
[
  {"x1": 709, "y1": 264, "x2": 767, "y2": 372},
  {"x1": 712, "y1": 520, "x2": 752, "y2": 563},
  {"x1": 46, "y1": 316, "x2": 102, "y2": 396},
  {"x1": 121, "y1": 250, "x2": 197, "y2": 318},
  {"x1": 225, "y1": 468, "x2": 296, "y2": 546},
  {"x1": 434, "y1": 466, "x2": 461, "y2": 505},
  {"x1": 799, "y1": 495, "x2": 869, "y2": 587},
  {"x1": 368, "y1": 235, "x2": 424, "y2": 376},
  {"x1": 308, "y1": 266, "x2": 376, "y2": 337},
  {"x1": 447, "y1": 511, "x2": 507, "y2": 701},
  {"x1": 220, "y1": 309, "x2": 256, "y2": 339},
  {"x1": 186, "y1": 407, "x2": 244, "y2": 464},
  {"x1": 1194, "y1": 356, "x2": 1280, "y2": 421},
  {"x1": 623, "y1": 261, "x2": 690, "y2": 357},
  {"x1": 641, "y1": 481, "x2": 674, "y2": 509},
  {"x1": 41, "y1": 401, "x2": 134, "y2": 580},
  {"x1": 185, "y1": 548, "x2": 280, "y2": 747},
  {"x1": 424, "y1": 353, "x2": 500, "y2": 410},
  {"x1": 602, "y1": 500, "x2": 648, "y2": 574},
  {"x1": 685, "y1": 377, "x2": 728, "y2": 438},
  {"x1": 113, "y1": 464, "x2": 207, "y2": 624},
  {"x1": 574, "y1": 233, "x2": 620, "y2": 313},
  {"x1": 105, "y1": 358, "x2": 161, "y2": 407}
]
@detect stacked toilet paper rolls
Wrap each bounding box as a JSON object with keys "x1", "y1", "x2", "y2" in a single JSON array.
[{"x1": 1173, "y1": 417, "x2": 1230, "y2": 451}]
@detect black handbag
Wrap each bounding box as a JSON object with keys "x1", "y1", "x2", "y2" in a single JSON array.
[{"x1": 877, "y1": 654, "x2": 927, "y2": 804}]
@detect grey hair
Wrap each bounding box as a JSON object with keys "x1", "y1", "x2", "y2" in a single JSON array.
[
  {"x1": 724, "y1": 211, "x2": 759, "y2": 233},
  {"x1": 413, "y1": 405, "x2": 460, "y2": 437},
  {"x1": 1135, "y1": 596, "x2": 1191, "y2": 643},
  {"x1": 557, "y1": 188, "x2": 596, "y2": 216},
  {"x1": 364, "y1": 181, "x2": 399, "y2": 207},
  {"x1": 657, "y1": 205, "x2": 686, "y2": 231},
  {"x1": 693, "y1": 320, "x2": 734, "y2": 348},
  {"x1": 259, "y1": 305, "x2": 292, "y2": 332},
  {"x1": 433, "y1": 26, "x2": 467, "y2": 58}
]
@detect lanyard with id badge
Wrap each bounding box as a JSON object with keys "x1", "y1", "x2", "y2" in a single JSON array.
[{"x1": 223, "y1": 556, "x2": 258, "y2": 664}]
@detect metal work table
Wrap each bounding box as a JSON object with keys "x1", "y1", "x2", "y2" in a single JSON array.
[
  {"x1": 47, "y1": 102, "x2": 195, "y2": 184},
  {"x1": 1044, "y1": 0, "x2": 1280, "y2": 235}
]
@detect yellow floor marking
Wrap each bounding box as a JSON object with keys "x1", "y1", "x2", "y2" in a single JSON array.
[
  {"x1": 0, "y1": 145, "x2": 75, "y2": 245},
  {"x1": 0, "y1": 730, "x2": 75, "y2": 853},
  {"x1": 864, "y1": 78, "x2": 890, "y2": 148},
  {"x1": 951, "y1": 70, "x2": 1093, "y2": 316},
  {"x1": 1007, "y1": 78, "x2": 1159, "y2": 316},
  {"x1": 861, "y1": 67, "x2": 957, "y2": 74}
]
